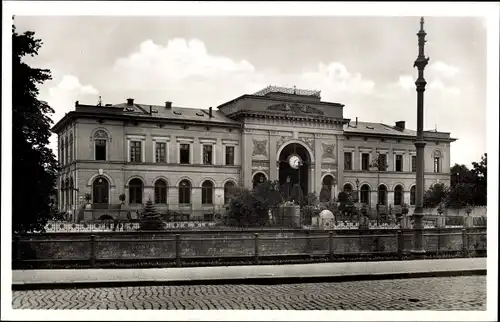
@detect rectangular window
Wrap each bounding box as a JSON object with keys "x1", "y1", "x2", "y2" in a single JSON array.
[
  {"x1": 95, "y1": 139, "x2": 106, "y2": 161},
  {"x1": 361, "y1": 153, "x2": 370, "y2": 170},
  {"x1": 155, "y1": 142, "x2": 166, "y2": 163},
  {"x1": 434, "y1": 157, "x2": 441, "y2": 173},
  {"x1": 395, "y1": 154, "x2": 403, "y2": 172},
  {"x1": 378, "y1": 154, "x2": 387, "y2": 171},
  {"x1": 180, "y1": 143, "x2": 190, "y2": 164},
  {"x1": 203, "y1": 145, "x2": 213, "y2": 165},
  {"x1": 130, "y1": 141, "x2": 142, "y2": 162},
  {"x1": 411, "y1": 156, "x2": 417, "y2": 172},
  {"x1": 344, "y1": 152, "x2": 352, "y2": 170},
  {"x1": 204, "y1": 213, "x2": 214, "y2": 221},
  {"x1": 225, "y1": 146, "x2": 235, "y2": 166},
  {"x1": 61, "y1": 146, "x2": 65, "y2": 165}
]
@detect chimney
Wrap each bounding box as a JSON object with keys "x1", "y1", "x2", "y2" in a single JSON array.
[
  {"x1": 165, "y1": 101, "x2": 172, "y2": 109},
  {"x1": 126, "y1": 98, "x2": 134, "y2": 106},
  {"x1": 355, "y1": 117, "x2": 358, "y2": 126},
  {"x1": 395, "y1": 121, "x2": 406, "y2": 130},
  {"x1": 149, "y1": 105, "x2": 153, "y2": 115},
  {"x1": 209, "y1": 106, "x2": 213, "y2": 118}
]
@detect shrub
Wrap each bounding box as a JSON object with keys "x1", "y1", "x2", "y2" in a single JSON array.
[
  {"x1": 139, "y1": 198, "x2": 165, "y2": 230},
  {"x1": 84, "y1": 193, "x2": 92, "y2": 203},
  {"x1": 319, "y1": 186, "x2": 332, "y2": 203},
  {"x1": 226, "y1": 180, "x2": 282, "y2": 227}
]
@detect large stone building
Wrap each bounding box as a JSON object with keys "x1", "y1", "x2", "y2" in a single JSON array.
[{"x1": 52, "y1": 86, "x2": 456, "y2": 221}]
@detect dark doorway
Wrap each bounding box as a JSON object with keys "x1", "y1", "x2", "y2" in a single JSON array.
[
  {"x1": 278, "y1": 143, "x2": 310, "y2": 200},
  {"x1": 93, "y1": 176, "x2": 109, "y2": 209}
]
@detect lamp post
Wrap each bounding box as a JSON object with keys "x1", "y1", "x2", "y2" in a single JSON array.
[
  {"x1": 355, "y1": 178, "x2": 360, "y2": 201},
  {"x1": 354, "y1": 178, "x2": 360, "y2": 221},
  {"x1": 411, "y1": 17, "x2": 430, "y2": 257}
]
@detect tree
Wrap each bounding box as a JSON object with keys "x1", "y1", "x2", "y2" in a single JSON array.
[
  {"x1": 12, "y1": 26, "x2": 59, "y2": 234},
  {"x1": 470, "y1": 153, "x2": 487, "y2": 205},
  {"x1": 227, "y1": 180, "x2": 282, "y2": 227},
  {"x1": 423, "y1": 182, "x2": 448, "y2": 208},
  {"x1": 450, "y1": 163, "x2": 473, "y2": 187},
  {"x1": 448, "y1": 154, "x2": 487, "y2": 207},
  {"x1": 139, "y1": 198, "x2": 165, "y2": 230}
]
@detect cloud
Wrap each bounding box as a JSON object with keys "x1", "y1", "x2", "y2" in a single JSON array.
[
  {"x1": 109, "y1": 38, "x2": 375, "y2": 106},
  {"x1": 396, "y1": 75, "x2": 414, "y2": 91},
  {"x1": 41, "y1": 75, "x2": 99, "y2": 155},
  {"x1": 428, "y1": 79, "x2": 460, "y2": 95},
  {"x1": 388, "y1": 74, "x2": 460, "y2": 96},
  {"x1": 429, "y1": 61, "x2": 459, "y2": 78}
]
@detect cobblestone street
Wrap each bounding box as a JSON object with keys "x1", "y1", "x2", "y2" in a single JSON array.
[{"x1": 12, "y1": 276, "x2": 486, "y2": 310}]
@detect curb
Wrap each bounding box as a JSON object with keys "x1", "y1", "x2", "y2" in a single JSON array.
[{"x1": 12, "y1": 269, "x2": 486, "y2": 291}]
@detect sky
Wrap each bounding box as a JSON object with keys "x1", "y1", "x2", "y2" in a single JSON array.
[{"x1": 14, "y1": 15, "x2": 488, "y2": 167}]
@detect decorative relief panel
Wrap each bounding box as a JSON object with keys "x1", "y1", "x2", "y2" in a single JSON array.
[
  {"x1": 322, "y1": 143, "x2": 336, "y2": 159},
  {"x1": 252, "y1": 160, "x2": 270, "y2": 168},
  {"x1": 275, "y1": 135, "x2": 314, "y2": 152},
  {"x1": 267, "y1": 103, "x2": 324, "y2": 115},
  {"x1": 276, "y1": 136, "x2": 289, "y2": 150},
  {"x1": 94, "y1": 130, "x2": 108, "y2": 139},
  {"x1": 252, "y1": 139, "x2": 268, "y2": 157}
]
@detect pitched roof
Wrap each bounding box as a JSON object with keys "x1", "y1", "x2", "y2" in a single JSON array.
[
  {"x1": 344, "y1": 121, "x2": 416, "y2": 137},
  {"x1": 109, "y1": 102, "x2": 239, "y2": 125},
  {"x1": 344, "y1": 121, "x2": 456, "y2": 141}
]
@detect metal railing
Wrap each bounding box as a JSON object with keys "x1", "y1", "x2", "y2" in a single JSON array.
[{"x1": 13, "y1": 227, "x2": 487, "y2": 269}]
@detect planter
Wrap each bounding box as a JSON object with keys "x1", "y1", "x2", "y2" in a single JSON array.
[{"x1": 85, "y1": 203, "x2": 92, "y2": 210}]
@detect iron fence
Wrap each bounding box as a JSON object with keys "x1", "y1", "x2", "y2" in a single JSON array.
[{"x1": 38, "y1": 213, "x2": 485, "y2": 233}]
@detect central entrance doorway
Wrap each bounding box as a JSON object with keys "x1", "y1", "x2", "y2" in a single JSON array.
[
  {"x1": 278, "y1": 143, "x2": 311, "y2": 202},
  {"x1": 92, "y1": 176, "x2": 109, "y2": 209}
]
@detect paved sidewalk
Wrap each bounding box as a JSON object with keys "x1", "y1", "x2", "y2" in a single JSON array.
[{"x1": 12, "y1": 258, "x2": 486, "y2": 290}]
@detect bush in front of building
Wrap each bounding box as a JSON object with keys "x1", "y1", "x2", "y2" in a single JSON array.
[
  {"x1": 226, "y1": 180, "x2": 282, "y2": 227},
  {"x1": 139, "y1": 198, "x2": 165, "y2": 230}
]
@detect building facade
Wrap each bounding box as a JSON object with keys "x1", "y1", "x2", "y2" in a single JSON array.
[{"x1": 52, "y1": 86, "x2": 456, "y2": 221}]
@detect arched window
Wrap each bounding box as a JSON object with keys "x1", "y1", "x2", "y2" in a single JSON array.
[
  {"x1": 61, "y1": 137, "x2": 65, "y2": 166},
  {"x1": 410, "y1": 186, "x2": 416, "y2": 205},
  {"x1": 65, "y1": 136, "x2": 69, "y2": 165},
  {"x1": 69, "y1": 133, "x2": 73, "y2": 163},
  {"x1": 93, "y1": 176, "x2": 109, "y2": 208},
  {"x1": 201, "y1": 180, "x2": 214, "y2": 205},
  {"x1": 154, "y1": 180, "x2": 168, "y2": 204},
  {"x1": 69, "y1": 177, "x2": 74, "y2": 206},
  {"x1": 129, "y1": 178, "x2": 143, "y2": 204},
  {"x1": 224, "y1": 181, "x2": 236, "y2": 205},
  {"x1": 360, "y1": 184, "x2": 370, "y2": 205},
  {"x1": 378, "y1": 185, "x2": 387, "y2": 205},
  {"x1": 65, "y1": 178, "x2": 70, "y2": 209},
  {"x1": 93, "y1": 130, "x2": 109, "y2": 161},
  {"x1": 433, "y1": 150, "x2": 442, "y2": 173},
  {"x1": 252, "y1": 173, "x2": 267, "y2": 189},
  {"x1": 322, "y1": 175, "x2": 335, "y2": 190},
  {"x1": 179, "y1": 180, "x2": 191, "y2": 205},
  {"x1": 60, "y1": 179, "x2": 65, "y2": 209},
  {"x1": 343, "y1": 183, "x2": 353, "y2": 194},
  {"x1": 320, "y1": 175, "x2": 335, "y2": 202},
  {"x1": 394, "y1": 185, "x2": 404, "y2": 205}
]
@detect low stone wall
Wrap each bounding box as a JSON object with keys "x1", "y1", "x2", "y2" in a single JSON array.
[{"x1": 14, "y1": 228, "x2": 486, "y2": 264}]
